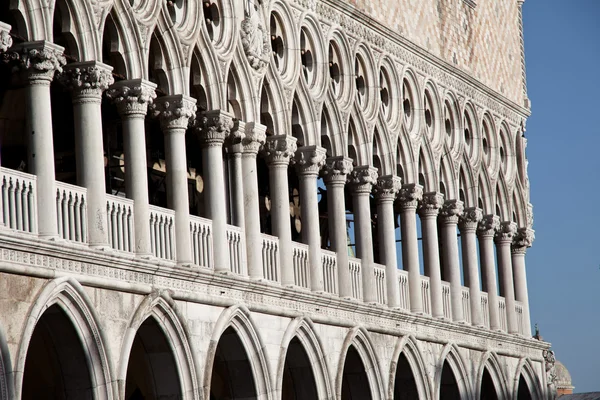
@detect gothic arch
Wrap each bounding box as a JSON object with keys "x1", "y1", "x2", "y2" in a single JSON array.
[
  {"x1": 418, "y1": 142, "x2": 437, "y2": 191},
  {"x1": 190, "y1": 43, "x2": 223, "y2": 112},
  {"x1": 477, "y1": 352, "x2": 508, "y2": 400},
  {"x1": 325, "y1": 28, "x2": 354, "y2": 109},
  {"x1": 436, "y1": 343, "x2": 471, "y2": 400},
  {"x1": 439, "y1": 153, "x2": 457, "y2": 200},
  {"x1": 478, "y1": 170, "x2": 494, "y2": 214},
  {"x1": 513, "y1": 358, "x2": 543, "y2": 400},
  {"x1": 320, "y1": 99, "x2": 345, "y2": 157},
  {"x1": 458, "y1": 159, "x2": 477, "y2": 207},
  {"x1": 103, "y1": 1, "x2": 145, "y2": 78},
  {"x1": 276, "y1": 317, "x2": 333, "y2": 399},
  {"x1": 336, "y1": 327, "x2": 385, "y2": 400},
  {"x1": 267, "y1": 0, "x2": 300, "y2": 86},
  {"x1": 347, "y1": 114, "x2": 370, "y2": 166},
  {"x1": 396, "y1": 129, "x2": 417, "y2": 184},
  {"x1": 0, "y1": 323, "x2": 12, "y2": 400},
  {"x1": 353, "y1": 42, "x2": 378, "y2": 121},
  {"x1": 494, "y1": 176, "x2": 512, "y2": 222},
  {"x1": 297, "y1": 12, "x2": 328, "y2": 100},
  {"x1": 388, "y1": 335, "x2": 432, "y2": 400},
  {"x1": 512, "y1": 181, "x2": 528, "y2": 227},
  {"x1": 423, "y1": 79, "x2": 443, "y2": 150},
  {"x1": 377, "y1": 55, "x2": 402, "y2": 131},
  {"x1": 117, "y1": 290, "x2": 199, "y2": 400},
  {"x1": 292, "y1": 85, "x2": 320, "y2": 146},
  {"x1": 204, "y1": 305, "x2": 272, "y2": 400},
  {"x1": 228, "y1": 50, "x2": 258, "y2": 121},
  {"x1": 373, "y1": 121, "x2": 394, "y2": 175},
  {"x1": 400, "y1": 67, "x2": 421, "y2": 137},
  {"x1": 13, "y1": 277, "x2": 113, "y2": 400}
]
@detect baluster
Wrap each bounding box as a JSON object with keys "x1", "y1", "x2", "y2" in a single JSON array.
[
  {"x1": 8, "y1": 178, "x2": 16, "y2": 229},
  {"x1": 124, "y1": 207, "x2": 132, "y2": 252},
  {"x1": 117, "y1": 205, "x2": 124, "y2": 250},
  {"x1": 2, "y1": 176, "x2": 8, "y2": 227},
  {"x1": 14, "y1": 180, "x2": 23, "y2": 231},
  {"x1": 150, "y1": 213, "x2": 156, "y2": 256},
  {"x1": 107, "y1": 203, "x2": 114, "y2": 248},
  {"x1": 22, "y1": 183, "x2": 30, "y2": 232}
]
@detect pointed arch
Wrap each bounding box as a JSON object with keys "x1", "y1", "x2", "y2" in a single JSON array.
[
  {"x1": 190, "y1": 45, "x2": 223, "y2": 112},
  {"x1": 401, "y1": 68, "x2": 421, "y2": 136},
  {"x1": 388, "y1": 335, "x2": 432, "y2": 400},
  {"x1": 396, "y1": 130, "x2": 417, "y2": 184},
  {"x1": 418, "y1": 142, "x2": 436, "y2": 191},
  {"x1": 0, "y1": 322, "x2": 12, "y2": 400},
  {"x1": 513, "y1": 358, "x2": 543, "y2": 400},
  {"x1": 477, "y1": 352, "x2": 508, "y2": 400},
  {"x1": 436, "y1": 343, "x2": 470, "y2": 400},
  {"x1": 348, "y1": 115, "x2": 368, "y2": 166},
  {"x1": 102, "y1": 1, "x2": 145, "y2": 78},
  {"x1": 439, "y1": 154, "x2": 457, "y2": 199},
  {"x1": 259, "y1": 71, "x2": 287, "y2": 133},
  {"x1": 13, "y1": 277, "x2": 113, "y2": 400},
  {"x1": 320, "y1": 100, "x2": 344, "y2": 157},
  {"x1": 478, "y1": 170, "x2": 494, "y2": 214},
  {"x1": 118, "y1": 290, "x2": 199, "y2": 400},
  {"x1": 373, "y1": 118, "x2": 395, "y2": 175},
  {"x1": 512, "y1": 182, "x2": 528, "y2": 227},
  {"x1": 293, "y1": 85, "x2": 320, "y2": 146},
  {"x1": 458, "y1": 159, "x2": 476, "y2": 207},
  {"x1": 276, "y1": 317, "x2": 333, "y2": 399},
  {"x1": 494, "y1": 176, "x2": 512, "y2": 221},
  {"x1": 52, "y1": 0, "x2": 100, "y2": 60},
  {"x1": 336, "y1": 327, "x2": 385, "y2": 400}
]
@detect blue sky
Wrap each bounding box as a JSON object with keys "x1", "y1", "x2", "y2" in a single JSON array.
[{"x1": 523, "y1": 0, "x2": 600, "y2": 393}]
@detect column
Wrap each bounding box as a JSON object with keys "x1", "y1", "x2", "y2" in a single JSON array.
[
  {"x1": 225, "y1": 120, "x2": 245, "y2": 228},
  {"x1": 477, "y1": 215, "x2": 501, "y2": 331},
  {"x1": 294, "y1": 146, "x2": 327, "y2": 292},
  {"x1": 459, "y1": 207, "x2": 483, "y2": 327},
  {"x1": 61, "y1": 61, "x2": 114, "y2": 247},
  {"x1": 153, "y1": 95, "x2": 196, "y2": 265},
  {"x1": 196, "y1": 110, "x2": 234, "y2": 272},
  {"x1": 398, "y1": 184, "x2": 424, "y2": 314},
  {"x1": 512, "y1": 228, "x2": 534, "y2": 336},
  {"x1": 347, "y1": 166, "x2": 378, "y2": 303},
  {"x1": 418, "y1": 192, "x2": 444, "y2": 318},
  {"x1": 106, "y1": 79, "x2": 156, "y2": 255},
  {"x1": 262, "y1": 135, "x2": 297, "y2": 286},
  {"x1": 242, "y1": 122, "x2": 266, "y2": 279},
  {"x1": 321, "y1": 157, "x2": 353, "y2": 298},
  {"x1": 6, "y1": 41, "x2": 65, "y2": 239},
  {"x1": 439, "y1": 200, "x2": 465, "y2": 323},
  {"x1": 495, "y1": 221, "x2": 518, "y2": 334}
]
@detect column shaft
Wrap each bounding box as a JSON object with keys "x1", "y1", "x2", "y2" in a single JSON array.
[
  {"x1": 478, "y1": 215, "x2": 501, "y2": 330},
  {"x1": 512, "y1": 248, "x2": 532, "y2": 336},
  {"x1": 459, "y1": 208, "x2": 483, "y2": 327},
  {"x1": 439, "y1": 200, "x2": 465, "y2": 323},
  {"x1": 399, "y1": 184, "x2": 423, "y2": 314},
  {"x1": 496, "y1": 221, "x2": 518, "y2": 334},
  {"x1": 419, "y1": 192, "x2": 444, "y2": 318}
]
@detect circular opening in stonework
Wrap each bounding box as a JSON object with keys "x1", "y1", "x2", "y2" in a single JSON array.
[
  {"x1": 500, "y1": 146, "x2": 506, "y2": 164},
  {"x1": 464, "y1": 127, "x2": 471, "y2": 147},
  {"x1": 355, "y1": 58, "x2": 366, "y2": 106},
  {"x1": 270, "y1": 14, "x2": 285, "y2": 73},
  {"x1": 445, "y1": 118, "x2": 452, "y2": 136},
  {"x1": 425, "y1": 108, "x2": 432, "y2": 128},
  {"x1": 300, "y1": 28, "x2": 315, "y2": 86},
  {"x1": 403, "y1": 98, "x2": 411, "y2": 119},
  {"x1": 203, "y1": 1, "x2": 220, "y2": 41},
  {"x1": 329, "y1": 42, "x2": 341, "y2": 96},
  {"x1": 483, "y1": 137, "x2": 489, "y2": 155}
]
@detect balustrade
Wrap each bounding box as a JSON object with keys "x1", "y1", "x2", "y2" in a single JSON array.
[
  {"x1": 481, "y1": 292, "x2": 490, "y2": 329},
  {"x1": 397, "y1": 269, "x2": 410, "y2": 311},
  {"x1": 106, "y1": 194, "x2": 134, "y2": 252},
  {"x1": 0, "y1": 168, "x2": 37, "y2": 233},
  {"x1": 441, "y1": 281, "x2": 452, "y2": 320},
  {"x1": 374, "y1": 263, "x2": 386, "y2": 304},
  {"x1": 498, "y1": 296, "x2": 508, "y2": 332},
  {"x1": 462, "y1": 287, "x2": 472, "y2": 324},
  {"x1": 261, "y1": 234, "x2": 280, "y2": 282},
  {"x1": 56, "y1": 181, "x2": 87, "y2": 243},
  {"x1": 292, "y1": 242, "x2": 310, "y2": 288},
  {"x1": 226, "y1": 225, "x2": 245, "y2": 275},
  {"x1": 190, "y1": 215, "x2": 213, "y2": 268},
  {"x1": 421, "y1": 276, "x2": 432, "y2": 316},
  {"x1": 515, "y1": 301, "x2": 525, "y2": 336},
  {"x1": 321, "y1": 249, "x2": 338, "y2": 295},
  {"x1": 348, "y1": 257, "x2": 363, "y2": 300},
  {"x1": 149, "y1": 205, "x2": 175, "y2": 261}
]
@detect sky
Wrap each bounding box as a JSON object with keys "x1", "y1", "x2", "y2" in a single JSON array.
[{"x1": 523, "y1": 0, "x2": 600, "y2": 393}]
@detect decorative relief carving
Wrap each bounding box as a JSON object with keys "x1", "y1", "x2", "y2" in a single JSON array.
[
  {"x1": 0, "y1": 24, "x2": 12, "y2": 53},
  {"x1": 106, "y1": 79, "x2": 157, "y2": 116},
  {"x1": 195, "y1": 110, "x2": 234, "y2": 146},
  {"x1": 4, "y1": 42, "x2": 66, "y2": 81},
  {"x1": 439, "y1": 200, "x2": 464, "y2": 224},
  {"x1": 60, "y1": 61, "x2": 114, "y2": 99},
  {"x1": 262, "y1": 135, "x2": 298, "y2": 166},
  {"x1": 152, "y1": 95, "x2": 197, "y2": 130},
  {"x1": 242, "y1": 122, "x2": 267, "y2": 155},
  {"x1": 477, "y1": 214, "x2": 500, "y2": 238},
  {"x1": 241, "y1": 3, "x2": 270, "y2": 71},
  {"x1": 373, "y1": 175, "x2": 402, "y2": 202},
  {"x1": 398, "y1": 183, "x2": 423, "y2": 211},
  {"x1": 512, "y1": 228, "x2": 534, "y2": 253},
  {"x1": 418, "y1": 192, "x2": 444, "y2": 217},
  {"x1": 321, "y1": 156, "x2": 354, "y2": 185},
  {"x1": 293, "y1": 146, "x2": 327, "y2": 176},
  {"x1": 494, "y1": 221, "x2": 517, "y2": 243},
  {"x1": 459, "y1": 207, "x2": 483, "y2": 232},
  {"x1": 90, "y1": 0, "x2": 113, "y2": 27},
  {"x1": 347, "y1": 166, "x2": 378, "y2": 194}
]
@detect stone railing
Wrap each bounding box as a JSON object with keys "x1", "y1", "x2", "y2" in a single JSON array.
[
  {"x1": 190, "y1": 215, "x2": 213, "y2": 268},
  {"x1": 291, "y1": 242, "x2": 310, "y2": 289},
  {"x1": 441, "y1": 281, "x2": 452, "y2": 320},
  {"x1": 515, "y1": 301, "x2": 525, "y2": 336},
  {"x1": 374, "y1": 263, "x2": 386, "y2": 304},
  {"x1": 0, "y1": 168, "x2": 37, "y2": 233},
  {"x1": 226, "y1": 225, "x2": 245, "y2": 275},
  {"x1": 56, "y1": 181, "x2": 87, "y2": 243},
  {"x1": 462, "y1": 287, "x2": 471, "y2": 324},
  {"x1": 348, "y1": 257, "x2": 362, "y2": 300},
  {"x1": 321, "y1": 249, "x2": 337, "y2": 295},
  {"x1": 149, "y1": 205, "x2": 175, "y2": 261},
  {"x1": 498, "y1": 296, "x2": 508, "y2": 332},
  {"x1": 106, "y1": 194, "x2": 134, "y2": 252},
  {"x1": 397, "y1": 269, "x2": 410, "y2": 311},
  {"x1": 261, "y1": 233, "x2": 280, "y2": 282},
  {"x1": 421, "y1": 276, "x2": 431, "y2": 316},
  {"x1": 481, "y1": 292, "x2": 490, "y2": 329}
]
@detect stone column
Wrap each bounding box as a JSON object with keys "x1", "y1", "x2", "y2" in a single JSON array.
[
  {"x1": 495, "y1": 221, "x2": 518, "y2": 334},
  {"x1": 241, "y1": 122, "x2": 266, "y2": 279},
  {"x1": 373, "y1": 175, "x2": 402, "y2": 308},
  {"x1": 418, "y1": 192, "x2": 444, "y2": 318},
  {"x1": 321, "y1": 157, "x2": 353, "y2": 298},
  {"x1": 225, "y1": 120, "x2": 245, "y2": 228},
  {"x1": 196, "y1": 110, "x2": 234, "y2": 272},
  {"x1": 294, "y1": 146, "x2": 327, "y2": 292},
  {"x1": 478, "y1": 215, "x2": 501, "y2": 331},
  {"x1": 106, "y1": 79, "x2": 156, "y2": 255},
  {"x1": 5, "y1": 41, "x2": 65, "y2": 239},
  {"x1": 262, "y1": 135, "x2": 297, "y2": 286},
  {"x1": 153, "y1": 95, "x2": 196, "y2": 265},
  {"x1": 347, "y1": 166, "x2": 378, "y2": 303},
  {"x1": 60, "y1": 62, "x2": 114, "y2": 248},
  {"x1": 398, "y1": 184, "x2": 424, "y2": 314},
  {"x1": 512, "y1": 228, "x2": 534, "y2": 336},
  {"x1": 459, "y1": 207, "x2": 483, "y2": 327},
  {"x1": 439, "y1": 199, "x2": 465, "y2": 323}
]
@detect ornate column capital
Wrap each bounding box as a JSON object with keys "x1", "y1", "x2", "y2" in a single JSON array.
[
  {"x1": 60, "y1": 61, "x2": 114, "y2": 101},
  {"x1": 459, "y1": 207, "x2": 483, "y2": 232},
  {"x1": 373, "y1": 175, "x2": 402, "y2": 203},
  {"x1": 0, "y1": 22, "x2": 13, "y2": 53},
  {"x1": 4, "y1": 41, "x2": 66, "y2": 82},
  {"x1": 494, "y1": 221, "x2": 517, "y2": 244},
  {"x1": 293, "y1": 145, "x2": 327, "y2": 177},
  {"x1": 321, "y1": 156, "x2": 353, "y2": 186},
  {"x1": 242, "y1": 122, "x2": 267, "y2": 155},
  {"x1": 153, "y1": 95, "x2": 197, "y2": 131},
  {"x1": 195, "y1": 110, "x2": 234, "y2": 147},
  {"x1": 398, "y1": 183, "x2": 423, "y2": 212},
  {"x1": 225, "y1": 119, "x2": 245, "y2": 155},
  {"x1": 105, "y1": 79, "x2": 157, "y2": 117},
  {"x1": 512, "y1": 228, "x2": 535, "y2": 254},
  {"x1": 477, "y1": 214, "x2": 500, "y2": 239},
  {"x1": 418, "y1": 192, "x2": 444, "y2": 218},
  {"x1": 439, "y1": 199, "x2": 464, "y2": 225},
  {"x1": 262, "y1": 135, "x2": 297, "y2": 166},
  {"x1": 347, "y1": 165, "x2": 378, "y2": 194}
]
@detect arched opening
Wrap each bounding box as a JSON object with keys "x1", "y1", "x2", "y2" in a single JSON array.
[
  {"x1": 282, "y1": 337, "x2": 318, "y2": 399},
  {"x1": 341, "y1": 345, "x2": 372, "y2": 400},
  {"x1": 393, "y1": 352, "x2": 418, "y2": 400},
  {"x1": 125, "y1": 317, "x2": 182, "y2": 400},
  {"x1": 22, "y1": 304, "x2": 93, "y2": 399},
  {"x1": 210, "y1": 327, "x2": 257, "y2": 399},
  {"x1": 517, "y1": 374, "x2": 532, "y2": 400},
  {"x1": 439, "y1": 360, "x2": 460, "y2": 400},
  {"x1": 480, "y1": 368, "x2": 499, "y2": 400}
]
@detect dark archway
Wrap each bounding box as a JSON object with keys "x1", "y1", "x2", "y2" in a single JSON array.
[
  {"x1": 440, "y1": 361, "x2": 460, "y2": 400},
  {"x1": 125, "y1": 317, "x2": 182, "y2": 400},
  {"x1": 393, "y1": 352, "x2": 419, "y2": 400},
  {"x1": 22, "y1": 304, "x2": 93, "y2": 400},
  {"x1": 517, "y1": 374, "x2": 532, "y2": 400},
  {"x1": 282, "y1": 337, "x2": 318, "y2": 400},
  {"x1": 210, "y1": 327, "x2": 257, "y2": 400},
  {"x1": 341, "y1": 345, "x2": 372, "y2": 400},
  {"x1": 481, "y1": 368, "x2": 499, "y2": 400}
]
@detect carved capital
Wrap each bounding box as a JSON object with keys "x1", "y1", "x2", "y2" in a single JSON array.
[
  {"x1": 459, "y1": 207, "x2": 483, "y2": 232},
  {"x1": 321, "y1": 156, "x2": 353, "y2": 186},
  {"x1": 293, "y1": 146, "x2": 327, "y2": 176},
  {"x1": 494, "y1": 221, "x2": 517, "y2": 244},
  {"x1": 60, "y1": 61, "x2": 114, "y2": 100},
  {"x1": 242, "y1": 122, "x2": 266, "y2": 155},
  {"x1": 195, "y1": 110, "x2": 234, "y2": 147},
  {"x1": 526, "y1": 202, "x2": 534, "y2": 230},
  {"x1": 347, "y1": 166, "x2": 378, "y2": 194},
  {"x1": 225, "y1": 119, "x2": 246, "y2": 154},
  {"x1": 418, "y1": 192, "x2": 444, "y2": 218},
  {"x1": 262, "y1": 135, "x2": 297, "y2": 166},
  {"x1": 0, "y1": 23, "x2": 13, "y2": 53},
  {"x1": 105, "y1": 79, "x2": 157, "y2": 117},
  {"x1": 512, "y1": 228, "x2": 535, "y2": 254},
  {"x1": 4, "y1": 41, "x2": 66, "y2": 82},
  {"x1": 439, "y1": 200, "x2": 464, "y2": 225},
  {"x1": 477, "y1": 214, "x2": 500, "y2": 238},
  {"x1": 398, "y1": 183, "x2": 423, "y2": 211},
  {"x1": 153, "y1": 95, "x2": 197, "y2": 131},
  {"x1": 373, "y1": 175, "x2": 402, "y2": 202}
]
